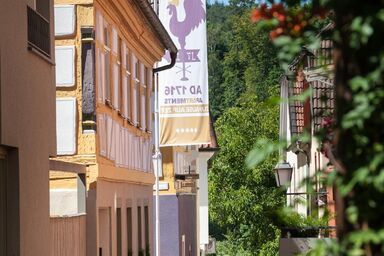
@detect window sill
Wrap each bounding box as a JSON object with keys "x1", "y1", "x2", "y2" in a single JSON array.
[{"x1": 28, "y1": 43, "x2": 54, "y2": 65}]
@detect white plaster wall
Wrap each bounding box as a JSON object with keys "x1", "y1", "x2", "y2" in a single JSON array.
[
  {"x1": 197, "y1": 157, "x2": 209, "y2": 246},
  {"x1": 50, "y1": 189, "x2": 78, "y2": 216},
  {"x1": 285, "y1": 103, "x2": 308, "y2": 217}
]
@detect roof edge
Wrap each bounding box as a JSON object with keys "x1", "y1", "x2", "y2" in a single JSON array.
[{"x1": 135, "y1": 0, "x2": 178, "y2": 55}]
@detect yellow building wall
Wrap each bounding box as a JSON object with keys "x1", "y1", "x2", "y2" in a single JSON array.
[
  {"x1": 55, "y1": 4, "x2": 96, "y2": 160},
  {"x1": 52, "y1": 0, "x2": 167, "y2": 186},
  {"x1": 159, "y1": 147, "x2": 177, "y2": 195},
  {"x1": 52, "y1": 2, "x2": 97, "y2": 191}
]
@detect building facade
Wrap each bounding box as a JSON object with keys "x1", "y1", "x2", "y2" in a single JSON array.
[
  {"x1": 53, "y1": 0, "x2": 176, "y2": 255},
  {"x1": 278, "y1": 25, "x2": 337, "y2": 255},
  {"x1": 0, "y1": 0, "x2": 56, "y2": 255}
]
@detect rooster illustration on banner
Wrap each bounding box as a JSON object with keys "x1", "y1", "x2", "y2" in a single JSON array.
[{"x1": 167, "y1": 0, "x2": 206, "y2": 81}]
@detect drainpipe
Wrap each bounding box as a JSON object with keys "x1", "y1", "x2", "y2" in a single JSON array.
[{"x1": 154, "y1": 51, "x2": 177, "y2": 73}]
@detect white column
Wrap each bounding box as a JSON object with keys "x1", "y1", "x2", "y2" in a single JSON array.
[{"x1": 197, "y1": 153, "x2": 213, "y2": 254}]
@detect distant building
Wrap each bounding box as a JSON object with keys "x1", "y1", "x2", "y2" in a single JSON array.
[
  {"x1": 52, "y1": 0, "x2": 176, "y2": 255},
  {"x1": 0, "y1": 0, "x2": 56, "y2": 255},
  {"x1": 278, "y1": 24, "x2": 337, "y2": 255}
]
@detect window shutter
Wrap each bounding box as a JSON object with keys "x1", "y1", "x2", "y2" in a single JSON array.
[
  {"x1": 56, "y1": 98, "x2": 76, "y2": 155},
  {"x1": 112, "y1": 28, "x2": 118, "y2": 54},
  {"x1": 55, "y1": 46, "x2": 75, "y2": 86},
  {"x1": 106, "y1": 115, "x2": 113, "y2": 158},
  {"x1": 110, "y1": 120, "x2": 117, "y2": 161},
  {"x1": 96, "y1": 48, "x2": 103, "y2": 103},
  {"x1": 135, "y1": 136, "x2": 139, "y2": 170},
  {"x1": 98, "y1": 114, "x2": 107, "y2": 156},
  {"x1": 54, "y1": 5, "x2": 75, "y2": 36},
  {"x1": 112, "y1": 63, "x2": 119, "y2": 109},
  {"x1": 95, "y1": 10, "x2": 103, "y2": 42},
  {"x1": 122, "y1": 75, "x2": 128, "y2": 117},
  {"x1": 128, "y1": 133, "x2": 133, "y2": 169},
  {"x1": 132, "y1": 54, "x2": 138, "y2": 125},
  {"x1": 115, "y1": 124, "x2": 121, "y2": 166}
]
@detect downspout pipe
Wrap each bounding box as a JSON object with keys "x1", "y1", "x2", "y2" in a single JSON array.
[{"x1": 154, "y1": 51, "x2": 177, "y2": 73}]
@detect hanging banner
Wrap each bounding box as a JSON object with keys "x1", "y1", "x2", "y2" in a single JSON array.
[{"x1": 158, "y1": 0, "x2": 211, "y2": 146}]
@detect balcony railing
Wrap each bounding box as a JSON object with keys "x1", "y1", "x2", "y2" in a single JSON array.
[{"x1": 27, "y1": 6, "x2": 51, "y2": 57}]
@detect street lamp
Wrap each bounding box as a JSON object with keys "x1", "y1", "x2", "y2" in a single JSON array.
[{"x1": 274, "y1": 162, "x2": 293, "y2": 187}]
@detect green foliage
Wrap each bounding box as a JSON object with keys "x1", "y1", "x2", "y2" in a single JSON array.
[
  {"x1": 207, "y1": 3, "x2": 281, "y2": 120},
  {"x1": 207, "y1": 4, "x2": 284, "y2": 254},
  {"x1": 209, "y1": 94, "x2": 283, "y2": 255},
  {"x1": 250, "y1": 1, "x2": 384, "y2": 255},
  {"x1": 277, "y1": 207, "x2": 328, "y2": 229}
]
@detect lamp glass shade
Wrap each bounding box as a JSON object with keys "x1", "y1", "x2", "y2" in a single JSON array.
[
  {"x1": 274, "y1": 162, "x2": 293, "y2": 187},
  {"x1": 152, "y1": 154, "x2": 163, "y2": 178}
]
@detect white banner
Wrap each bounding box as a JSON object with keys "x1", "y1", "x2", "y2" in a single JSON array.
[{"x1": 158, "y1": 0, "x2": 211, "y2": 146}]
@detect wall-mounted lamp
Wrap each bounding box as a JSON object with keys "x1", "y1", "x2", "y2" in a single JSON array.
[{"x1": 274, "y1": 162, "x2": 293, "y2": 187}]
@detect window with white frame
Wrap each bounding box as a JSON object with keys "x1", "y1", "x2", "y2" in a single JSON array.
[
  {"x1": 55, "y1": 46, "x2": 75, "y2": 86},
  {"x1": 54, "y1": 5, "x2": 75, "y2": 36}
]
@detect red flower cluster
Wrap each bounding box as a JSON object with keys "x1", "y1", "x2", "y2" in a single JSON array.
[{"x1": 251, "y1": 3, "x2": 328, "y2": 40}]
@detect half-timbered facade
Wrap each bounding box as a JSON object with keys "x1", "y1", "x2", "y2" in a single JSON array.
[{"x1": 52, "y1": 0, "x2": 176, "y2": 255}]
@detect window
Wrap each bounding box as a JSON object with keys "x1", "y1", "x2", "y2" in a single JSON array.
[
  {"x1": 111, "y1": 28, "x2": 120, "y2": 110},
  {"x1": 117, "y1": 208, "x2": 122, "y2": 256},
  {"x1": 35, "y1": 0, "x2": 50, "y2": 20},
  {"x1": 55, "y1": 46, "x2": 75, "y2": 86},
  {"x1": 125, "y1": 47, "x2": 132, "y2": 121},
  {"x1": 127, "y1": 207, "x2": 133, "y2": 256},
  {"x1": 27, "y1": 1, "x2": 50, "y2": 57},
  {"x1": 121, "y1": 44, "x2": 129, "y2": 119},
  {"x1": 132, "y1": 55, "x2": 139, "y2": 125},
  {"x1": 54, "y1": 5, "x2": 75, "y2": 36},
  {"x1": 140, "y1": 64, "x2": 147, "y2": 131},
  {"x1": 81, "y1": 28, "x2": 96, "y2": 132},
  {"x1": 103, "y1": 22, "x2": 111, "y2": 103},
  {"x1": 56, "y1": 98, "x2": 76, "y2": 155},
  {"x1": 95, "y1": 10, "x2": 103, "y2": 42}
]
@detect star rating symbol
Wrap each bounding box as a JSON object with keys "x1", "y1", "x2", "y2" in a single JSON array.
[{"x1": 175, "y1": 128, "x2": 198, "y2": 133}]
